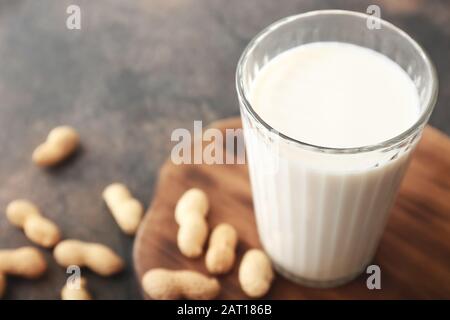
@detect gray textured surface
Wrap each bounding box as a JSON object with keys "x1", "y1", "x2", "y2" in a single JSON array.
[{"x1": 0, "y1": 0, "x2": 448, "y2": 299}]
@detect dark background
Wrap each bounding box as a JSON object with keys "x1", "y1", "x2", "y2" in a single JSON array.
[{"x1": 0, "y1": 0, "x2": 448, "y2": 299}]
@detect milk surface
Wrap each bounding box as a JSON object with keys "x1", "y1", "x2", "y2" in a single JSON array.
[
  {"x1": 251, "y1": 42, "x2": 420, "y2": 148},
  {"x1": 244, "y1": 42, "x2": 421, "y2": 285}
]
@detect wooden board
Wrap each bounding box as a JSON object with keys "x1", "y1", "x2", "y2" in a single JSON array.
[{"x1": 133, "y1": 117, "x2": 450, "y2": 299}]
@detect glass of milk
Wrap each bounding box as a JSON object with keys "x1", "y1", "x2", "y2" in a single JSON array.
[{"x1": 236, "y1": 10, "x2": 438, "y2": 287}]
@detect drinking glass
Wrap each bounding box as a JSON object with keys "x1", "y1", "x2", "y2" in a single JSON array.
[{"x1": 236, "y1": 10, "x2": 438, "y2": 287}]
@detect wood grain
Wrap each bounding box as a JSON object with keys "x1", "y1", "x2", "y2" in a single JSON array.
[{"x1": 133, "y1": 117, "x2": 450, "y2": 299}]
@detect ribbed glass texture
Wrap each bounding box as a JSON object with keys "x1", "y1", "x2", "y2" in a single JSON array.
[{"x1": 236, "y1": 10, "x2": 438, "y2": 287}]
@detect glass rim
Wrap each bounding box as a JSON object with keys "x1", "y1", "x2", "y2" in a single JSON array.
[{"x1": 236, "y1": 9, "x2": 439, "y2": 154}]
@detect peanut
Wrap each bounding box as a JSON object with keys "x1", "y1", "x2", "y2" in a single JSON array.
[
  {"x1": 175, "y1": 188, "x2": 209, "y2": 258},
  {"x1": 142, "y1": 268, "x2": 220, "y2": 300},
  {"x1": 238, "y1": 249, "x2": 274, "y2": 298},
  {"x1": 32, "y1": 126, "x2": 79, "y2": 167},
  {"x1": 205, "y1": 223, "x2": 238, "y2": 274},
  {"x1": 6, "y1": 200, "x2": 61, "y2": 248},
  {"x1": 0, "y1": 247, "x2": 47, "y2": 279},
  {"x1": 61, "y1": 277, "x2": 92, "y2": 300},
  {"x1": 53, "y1": 240, "x2": 124, "y2": 276},
  {"x1": 175, "y1": 188, "x2": 209, "y2": 224},
  {"x1": 102, "y1": 183, "x2": 143, "y2": 235},
  {"x1": 0, "y1": 273, "x2": 5, "y2": 298}
]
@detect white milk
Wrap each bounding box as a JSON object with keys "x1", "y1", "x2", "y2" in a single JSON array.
[{"x1": 246, "y1": 42, "x2": 420, "y2": 285}]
